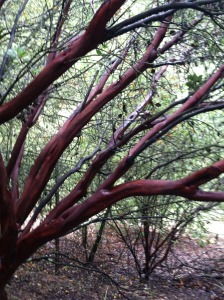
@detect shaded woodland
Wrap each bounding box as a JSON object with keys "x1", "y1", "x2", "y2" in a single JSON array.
[{"x1": 0, "y1": 1, "x2": 224, "y2": 299}]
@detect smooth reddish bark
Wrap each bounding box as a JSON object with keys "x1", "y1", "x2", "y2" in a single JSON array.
[
  {"x1": 0, "y1": 0, "x2": 125, "y2": 124},
  {"x1": 0, "y1": 1, "x2": 224, "y2": 298}
]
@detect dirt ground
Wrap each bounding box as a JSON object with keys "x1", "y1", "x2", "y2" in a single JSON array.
[{"x1": 6, "y1": 233, "x2": 224, "y2": 300}]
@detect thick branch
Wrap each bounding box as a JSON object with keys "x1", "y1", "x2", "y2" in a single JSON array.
[
  {"x1": 17, "y1": 158, "x2": 224, "y2": 262},
  {"x1": 6, "y1": 0, "x2": 72, "y2": 178},
  {"x1": 16, "y1": 17, "x2": 172, "y2": 225},
  {"x1": 98, "y1": 64, "x2": 224, "y2": 189},
  {"x1": 58, "y1": 160, "x2": 224, "y2": 230},
  {"x1": 0, "y1": 153, "x2": 8, "y2": 228},
  {"x1": 22, "y1": 145, "x2": 100, "y2": 234},
  {"x1": 0, "y1": 153, "x2": 17, "y2": 258},
  {"x1": 0, "y1": 0, "x2": 125, "y2": 124},
  {"x1": 129, "y1": 64, "x2": 224, "y2": 157}
]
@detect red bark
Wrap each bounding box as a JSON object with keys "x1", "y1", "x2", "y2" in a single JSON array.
[
  {"x1": 0, "y1": 1, "x2": 224, "y2": 298},
  {"x1": 16, "y1": 16, "x2": 173, "y2": 225},
  {"x1": 0, "y1": 0, "x2": 125, "y2": 124}
]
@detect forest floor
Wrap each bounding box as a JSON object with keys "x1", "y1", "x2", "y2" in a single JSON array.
[{"x1": 6, "y1": 229, "x2": 224, "y2": 300}]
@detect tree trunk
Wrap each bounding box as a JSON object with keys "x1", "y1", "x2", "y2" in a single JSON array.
[
  {"x1": 0, "y1": 263, "x2": 17, "y2": 300},
  {"x1": 0, "y1": 290, "x2": 8, "y2": 300}
]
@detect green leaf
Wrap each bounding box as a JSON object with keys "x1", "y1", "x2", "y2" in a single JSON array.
[
  {"x1": 16, "y1": 46, "x2": 27, "y2": 58},
  {"x1": 96, "y1": 49, "x2": 102, "y2": 55}
]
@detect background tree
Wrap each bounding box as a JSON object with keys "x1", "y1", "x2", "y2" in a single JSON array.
[{"x1": 0, "y1": 0, "x2": 224, "y2": 299}]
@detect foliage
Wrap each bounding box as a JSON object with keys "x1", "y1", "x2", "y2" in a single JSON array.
[{"x1": 0, "y1": 0, "x2": 224, "y2": 299}]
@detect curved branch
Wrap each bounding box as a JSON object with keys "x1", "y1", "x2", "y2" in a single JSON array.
[
  {"x1": 95, "y1": 64, "x2": 224, "y2": 191},
  {"x1": 63, "y1": 160, "x2": 224, "y2": 227},
  {"x1": 20, "y1": 15, "x2": 204, "y2": 224},
  {"x1": 6, "y1": 0, "x2": 73, "y2": 180},
  {"x1": 130, "y1": 64, "x2": 224, "y2": 157},
  {"x1": 0, "y1": 0, "x2": 125, "y2": 124},
  {"x1": 107, "y1": 0, "x2": 220, "y2": 38},
  {"x1": 15, "y1": 157, "x2": 224, "y2": 269},
  {"x1": 23, "y1": 145, "x2": 101, "y2": 234},
  {"x1": 15, "y1": 16, "x2": 173, "y2": 225}
]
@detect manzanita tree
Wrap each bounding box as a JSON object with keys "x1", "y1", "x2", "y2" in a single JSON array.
[{"x1": 0, "y1": 0, "x2": 224, "y2": 298}]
